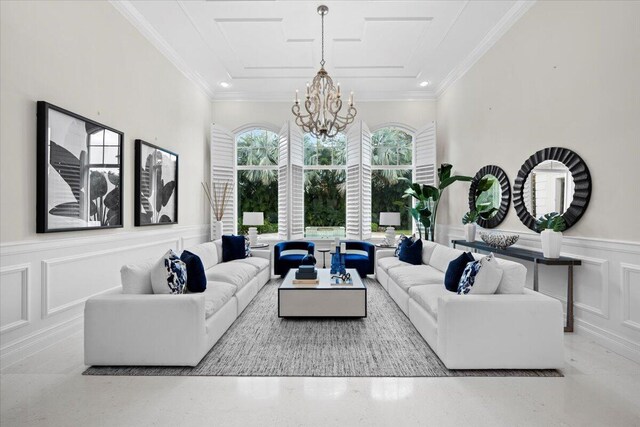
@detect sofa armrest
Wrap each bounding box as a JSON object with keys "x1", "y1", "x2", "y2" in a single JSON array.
[
  {"x1": 84, "y1": 293, "x2": 207, "y2": 366},
  {"x1": 376, "y1": 248, "x2": 396, "y2": 260},
  {"x1": 436, "y1": 293, "x2": 564, "y2": 369}
]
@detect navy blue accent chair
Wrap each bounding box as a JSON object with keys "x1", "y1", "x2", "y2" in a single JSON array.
[
  {"x1": 274, "y1": 241, "x2": 315, "y2": 277},
  {"x1": 342, "y1": 241, "x2": 375, "y2": 278}
]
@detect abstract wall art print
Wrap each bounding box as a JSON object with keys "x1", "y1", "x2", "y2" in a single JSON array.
[
  {"x1": 37, "y1": 101, "x2": 124, "y2": 233},
  {"x1": 135, "y1": 139, "x2": 178, "y2": 226}
]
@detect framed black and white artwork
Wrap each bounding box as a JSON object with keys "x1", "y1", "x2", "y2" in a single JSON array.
[
  {"x1": 135, "y1": 140, "x2": 178, "y2": 226},
  {"x1": 37, "y1": 101, "x2": 124, "y2": 233}
]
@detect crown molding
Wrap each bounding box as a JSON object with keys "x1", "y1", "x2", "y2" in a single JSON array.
[
  {"x1": 211, "y1": 90, "x2": 436, "y2": 102},
  {"x1": 435, "y1": 0, "x2": 536, "y2": 98},
  {"x1": 109, "y1": 0, "x2": 216, "y2": 100}
]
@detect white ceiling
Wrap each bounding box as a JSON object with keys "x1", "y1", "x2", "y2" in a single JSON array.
[{"x1": 112, "y1": 0, "x2": 534, "y2": 101}]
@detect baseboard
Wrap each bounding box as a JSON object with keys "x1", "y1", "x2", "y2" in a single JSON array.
[
  {"x1": 0, "y1": 314, "x2": 84, "y2": 370},
  {"x1": 575, "y1": 318, "x2": 640, "y2": 364}
]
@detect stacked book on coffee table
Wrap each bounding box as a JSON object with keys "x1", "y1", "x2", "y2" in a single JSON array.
[{"x1": 293, "y1": 265, "x2": 319, "y2": 285}]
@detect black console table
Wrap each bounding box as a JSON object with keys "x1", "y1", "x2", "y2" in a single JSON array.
[{"x1": 452, "y1": 239, "x2": 582, "y2": 333}]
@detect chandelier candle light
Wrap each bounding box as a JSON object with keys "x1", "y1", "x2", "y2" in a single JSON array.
[{"x1": 292, "y1": 5, "x2": 357, "y2": 140}]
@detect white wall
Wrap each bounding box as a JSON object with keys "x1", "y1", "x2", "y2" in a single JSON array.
[
  {"x1": 0, "y1": 1, "x2": 210, "y2": 365},
  {"x1": 436, "y1": 1, "x2": 640, "y2": 361},
  {"x1": 212, "y1": 100, "x2": 436, "y2": 134}
]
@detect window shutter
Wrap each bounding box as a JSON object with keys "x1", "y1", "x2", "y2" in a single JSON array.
[
  {"x1": 290, "y1": 124, "x2": 304, "y2": 240},
  {"x1": 414, "y1": 122, "x2": 436, "y2": 186},
  {"x1": 413, "y1": 122, "x2": 437, "y2": 236},
  {"x1": 278, "y1": 123, "x2": 289, "y2": 240},
  {"x1": 210, "y1": 124, "x2": 236, "y2": 240},
  {"x1": 346, "y1": 121, "x2": 372, "y2": 240},
  {"x1": 278, "y1": 122, "x2": 304, "y2": 240}
]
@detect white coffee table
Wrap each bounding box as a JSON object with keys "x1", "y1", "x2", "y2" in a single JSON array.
[{"x1": 278, "y1": 268, "x2": 367, "y2": 318}]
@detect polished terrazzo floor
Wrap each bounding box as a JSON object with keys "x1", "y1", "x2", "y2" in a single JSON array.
[{"x1": 1, "y1": 332, "x2": 639, "y2": 426}]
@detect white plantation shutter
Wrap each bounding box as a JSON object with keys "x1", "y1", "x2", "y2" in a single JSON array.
[
  {"x1": 414, "y1": 122, "x2": 437, "y2": 186},
  {"x1": 277, "y1": 123, "x2": 289, "y2": 240},
  {"x1": 413, "y1": 122, "x2": 437, "y2": 236},
  {"x1": 278, "y1": 122, "x2": 304, "y2": 240},
  {"x1": 210, "y1": 124, "x2": 235, "y2": 240},
  {"x1": 290, "y1": 124, "x2": 304, "y2": 240},
  {"x1": 346, "y1": 121, "x2": 372, "y2": 240}
]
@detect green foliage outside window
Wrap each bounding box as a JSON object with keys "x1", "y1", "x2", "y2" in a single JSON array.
[{"x1": 236, "y1": 129, "x2": 279, "y2": 234}]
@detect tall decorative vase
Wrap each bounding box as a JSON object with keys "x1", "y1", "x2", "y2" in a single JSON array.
[
  {"x1": 213, "y1": 220, "x2": 224, "y2": 241},
  {"x1": 541, "y1": 229, "x2": 562, "y2": 258},
  {"x1": 464, "y1": 223, "x2": 476, "y2": 242}
]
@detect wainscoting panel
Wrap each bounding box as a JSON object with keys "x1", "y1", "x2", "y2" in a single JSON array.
[
  {"x1": 621, "y1": 263, "x2": 640, "y2": 332},
  {"x1": 0, "y1": 225, "x2": 208, "y2": 368},
  {"x1": 0, "y1": 264, "x2": 30, "y2": 334},
  {"x1": 438, "y1": 224, "x2": 640, "y2": 363}
]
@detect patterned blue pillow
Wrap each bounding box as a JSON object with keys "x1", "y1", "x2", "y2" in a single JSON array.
[
  {"x1": 457, "y1": 260, "x2": 481, "y2": 295},
  {"x1": 151, "y1": 249, "x2": 188, "y2": 294},
  {"x1": 245, "y1": 236, "x2": 252, "y2": 258}
]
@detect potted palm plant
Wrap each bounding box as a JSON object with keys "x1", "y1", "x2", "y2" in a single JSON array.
[
  {"x1": 536, "y1": 212, "x2": 566, "y2": 259},
  {"x1": 402, "y1": 164, "x2": 472, "y2": 241}
]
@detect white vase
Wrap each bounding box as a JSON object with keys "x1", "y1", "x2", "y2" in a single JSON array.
[
  {"x1": 464, "y1": 223, "x2": 476, "y2": 242},
  {"x1": 541, "y1": 229, "x2": 562, "y2": 258},
  {"x1": 212, "y1": 220, "x2": 224, "y2": 241}
]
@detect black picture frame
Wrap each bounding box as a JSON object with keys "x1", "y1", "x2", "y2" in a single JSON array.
[
  {"x1": 37, "y1": 101, "x2": 124, "y2": 233},
  {"x1": 513, "y1": 147, "x2": 592, "y2": 232},
  {"x1": 468, "y1": 165, "x2": 511, "y2": 229},
  {"x1": 134, "y1": 139, "x2": 179, "y2": 226}
]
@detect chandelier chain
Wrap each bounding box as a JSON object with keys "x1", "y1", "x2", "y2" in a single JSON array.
[{"x1": 320, "y1": 10, "x2": 325, "y2": 67}]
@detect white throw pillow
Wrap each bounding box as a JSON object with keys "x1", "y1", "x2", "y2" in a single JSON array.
[
  {"x1": 151, "y1": 250, "x2": 188, "y2": 295},
  {"x1": 457, "y1": 253, "x2": 503, "y2": 295},
  {"x1": 470, "y1": 253, "x2": 503, "y2": 294},
  {"x1": 120, "y1": 259, "x2": 156, "y2": 294}
]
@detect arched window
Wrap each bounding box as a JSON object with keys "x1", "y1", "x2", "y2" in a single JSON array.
[
  {"x1": 236, "y1": 128, "x2": 279, "y2": 236},
  {"x1": 303, "y1": 133, "x2": 347, "y2": 238},
  {"x1": 371, "y1": 127, "x2": 413, "y2": 236}
]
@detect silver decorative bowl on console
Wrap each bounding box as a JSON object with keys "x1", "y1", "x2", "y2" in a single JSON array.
[{"x1": 479, "y1": 232, "x2": 519, "y2": 250}]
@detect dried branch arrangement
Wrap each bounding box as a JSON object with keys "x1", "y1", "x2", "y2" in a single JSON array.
[{"x1": 202, "y1": 180, "x2": 231, "y2": 221}]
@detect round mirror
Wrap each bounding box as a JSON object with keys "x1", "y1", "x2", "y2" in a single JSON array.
[
  {"x1": 468, "y1": 165, "x2": 511, "y2": 228},
  {"x1": 513, "y1": 147, "x2": 591, "y2": 232}
]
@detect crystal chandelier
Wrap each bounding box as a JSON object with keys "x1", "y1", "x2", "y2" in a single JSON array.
[{"x1": 292, "y1": 5, "x2": 357, "y2": 140}]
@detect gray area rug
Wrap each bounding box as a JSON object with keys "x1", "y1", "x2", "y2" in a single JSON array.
[{"x1": 84, "y1": 279, "x2": 561, "y2": 377}]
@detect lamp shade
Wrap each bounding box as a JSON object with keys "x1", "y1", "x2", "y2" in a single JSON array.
[
  {"x1": 379, "y1": 212, "x2": 401, "y2": 226},
  {"x1": 242, "y1": 212, "x2": 264, "y2": 226}
]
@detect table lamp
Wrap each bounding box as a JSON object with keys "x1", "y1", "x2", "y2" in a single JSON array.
[
  {"x1": 379, "y1": 212, "x2": 401, "y2": 246},
  {"x1": 243, "y1": 212, "x2": 264, "y2": 246}
]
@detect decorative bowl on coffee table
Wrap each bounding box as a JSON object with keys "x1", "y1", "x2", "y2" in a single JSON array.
[{"x1": 479, "y1": 232, "x2": 519, "y2": 250}]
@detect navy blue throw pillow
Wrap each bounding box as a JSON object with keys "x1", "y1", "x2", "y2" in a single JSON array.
[
  {"x1": 222, "y1": 235, "x2": 246, "y2": 262},
  {"x1": 398, "y1": 238, "x2": 423, "y2": 265},
  {"x1": 444, "y1": 252, "x2": 475, "y2": 292},
  {"x1": 180, "y1": 250, "x2": 207, "y2": 293}
]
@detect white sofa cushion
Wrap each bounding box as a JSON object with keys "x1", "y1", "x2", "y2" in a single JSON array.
[
  {"x1": 421, "y1": 240, "x2": 438, "y2": 265},
  {"x1": 378, "y1": 257, "x2": 410, "y2": 273},
  {"x1": 409, "y1": 285, "x2": 449, "y2": 320},
  {"x1": 186, "y1": 242, "x2": 219, "y2": 271},
  {"x1": 121, "y1": 259, "x2": 155, "y2": 294},
  {"x1": 388, "y1": 265, "x2": 445, "y2": 291},
  {"x1": 495, "y1": 258, "x2": 527, "y2": 294},
  {"x1": 203, "y1": 282, "x2": 236, "y2": 318},
  {"x1": 231, "y1": 257, "x2": 269, "y2": 273},
  {"x1": 429, "y1": 245, "x2": 464, "y2": 272},
  {"x1": 205, "y1": 262, "x2": 255, "y2": 290}
]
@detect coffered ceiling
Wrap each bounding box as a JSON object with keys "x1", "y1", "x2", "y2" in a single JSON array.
[{"x1": 112, "y1": 0, "x2": 534, "y2": 101}]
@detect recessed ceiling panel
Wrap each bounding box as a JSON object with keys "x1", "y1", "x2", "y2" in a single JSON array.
[{"x1": 116, "y1": 0, "x2": 523, "y2": 100}]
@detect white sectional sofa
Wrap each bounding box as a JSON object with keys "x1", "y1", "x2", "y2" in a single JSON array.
[
  {"x1": 376, "y1": 241, "x2": 564, "y2": 370},
  {"x1": 84, "y1": 239, "x2": 271, "y2": 367}
]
